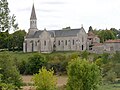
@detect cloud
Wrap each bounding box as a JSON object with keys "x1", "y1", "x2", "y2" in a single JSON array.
[
  {"x1": 16, "y1": 7, "x2": 31, "y2": 12},
  {"x1": 37, "y1": 9, "x2": 59, "y2": 13},
  {"x1": 41, "y1": 1, "x2": 66, "y2": 5}
]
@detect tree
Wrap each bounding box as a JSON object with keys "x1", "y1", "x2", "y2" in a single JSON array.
[
  {"x1": 98, "y1": 30, "x2": 116, "y2": 43},
  {"x1": 88, "y1": 26, "x2": 93, "y2": 32},
  {"x1": 0, "y1": 0, "x2": 10, "y2": 32},
  {"x1": 25, "y1": 54, "x2": 47, "y2": 74},
  {"x1": 0, "y1": 0, "x2": 18, "y2": 32},
  {"x1": 32, "y1": 67, "x2": 57, "y2": 90},
  {"x1": 11, "y1": 30, "x2": 26, "y2": 51},
  {"x1": 0, "y1": 53, "x2": 22, "y2": 88},
  {"x1": 0, "y1": 31, "x2": 9, "y2": 49},
  {"x1": 67, "y1": 58, "x2": 101, "y2": 90}
]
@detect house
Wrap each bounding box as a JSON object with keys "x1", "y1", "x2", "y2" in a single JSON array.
[
  {"x1": 104, "y1": 39, "x2": 120, "y2": 53},
  {"x1": 87, "y1": 31, "x2": 100, "y2": 50}
]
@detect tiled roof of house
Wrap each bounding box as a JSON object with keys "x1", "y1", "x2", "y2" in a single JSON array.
[
  {"x1": 105, "y1": 39, "x2": 120, "y2": 43},
  {"x1": 93, "y1": 43, "x2": 103, "y2": 47}
]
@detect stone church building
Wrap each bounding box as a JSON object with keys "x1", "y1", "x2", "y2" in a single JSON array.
[{"x1": 23, "y1": 4, "x2": 88, "y2": 53}]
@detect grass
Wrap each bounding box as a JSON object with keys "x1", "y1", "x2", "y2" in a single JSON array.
[
  {"x1": 57, "y1": 84, "x2": 120, "y2": 90},
  {"x1": 98, "y1": 83, "x2": 120, "y2": 90},
  {"x1": 0, "y1": 51, "x2": 37, "y2": 61},
  {"x1": 0, "y1": 51, "x2": 80, "y2": 61}
]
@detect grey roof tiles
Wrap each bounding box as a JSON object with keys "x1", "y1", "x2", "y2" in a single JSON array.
[{"x1": 26, "y1": 28, "x2": 82, "y2": 38}]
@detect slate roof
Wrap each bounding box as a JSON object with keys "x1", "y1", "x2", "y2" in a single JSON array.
[
  {"x1": 26, "y1": 28, "x2": 82, "y2": 38},
  {"x1": 30, "y1": 4, "x2": 37, "y2": 20},
  {"x1": 54, "y1": 29, "x2": 81, "y2": 37}
]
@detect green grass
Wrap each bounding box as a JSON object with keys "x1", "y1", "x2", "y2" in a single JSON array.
[
  {"x1": 0, "y1": 51, "x2": 37, "y2": 61},
  {"x1": 98, "y1": 84, "x2": 120, "y2": 90},
  {"x1": 0, "y1": 51, "x2": 80, "y2": 62},
  {"x1": 57, "y1": 84, "x2": 120, "y2": 90}
]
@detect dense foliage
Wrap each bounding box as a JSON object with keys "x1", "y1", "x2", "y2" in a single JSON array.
[
  {"x1": 25, "y1": 54, "x2": 47, "y2": 74},
  {"x1": 66, "y1": 58, "x2": 101, "y2": 90},
  {"x1": 0, "y1": 53, "x2": 23, "y2": 89},
  {"x1": 0, "y1": 30, "x2": 26, "y2": 51},
  {"x1": 32, "y1": 67, "x2": 57, "y2": 90}
]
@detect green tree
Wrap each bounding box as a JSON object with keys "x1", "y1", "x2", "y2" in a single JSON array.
[
  {"x1": 0, "y1": 53, "x2": 22, "y2": 88},
  {"x1": 0, "y1": 31, "x2": 9, "y2": 49},
  {"x1": 32, "y1": 67, "x2": 57, "y2": 90},
  {"x1": 25, "y1": 54, "x2": 47, "y2": 74},
  {"x1": 88, "y1": 26, "x2": 93, "y2": 32},
  {"x1": 98, "y1": 30, "x2": 116, "y2": 43},
  {"x1": 67, "y1": 58, "x2": 101, "y2": 90},
  {"x1": 0, "y1": 0, "x2": 10, "y2": 32},
  {"x1": 0, "y1": 0, "x2": 18, "y2": 32},
  {"x1": 11, "y1": 30, "x2": 26, "y2": 51}
]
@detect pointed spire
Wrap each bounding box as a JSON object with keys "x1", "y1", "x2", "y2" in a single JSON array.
[{"x1": 30, "y1": 4, "x2": 37, "y2": 20}]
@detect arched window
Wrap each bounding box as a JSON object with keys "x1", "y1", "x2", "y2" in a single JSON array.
[
  {"x1": 82, "y1": 45, "x2": 84, "y2": 50},
  {"x1": 25, "y1": 42, "x2": 27, "y2": 52},
  {"x1": 65, "y1": 40, "x2": 67, "y2": 45},
  {"x1": 31, "y1": 41, "x2": 34, "y2": 52},
  {"x1": 73, "y1": 40, "x2": 74, "y2": 45},
  {"x1": 58, "y1": 40, "x2": 60, "y2": 45},
  {"x1": 44, "y1": 40, "x2": 46, "y2": 46}
]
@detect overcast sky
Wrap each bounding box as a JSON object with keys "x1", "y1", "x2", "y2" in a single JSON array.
[{"x1": 8, "y1": 0, "x2": 120, "y2": 32}]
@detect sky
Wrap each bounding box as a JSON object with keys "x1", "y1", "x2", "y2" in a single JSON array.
[{"x1": 8, "y1": 0, "x2": 120, "y2": 32}]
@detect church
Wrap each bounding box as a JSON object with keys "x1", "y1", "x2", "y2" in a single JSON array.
[{"x1": 23, "y1": 4, "x2": 88, "y2": 53}]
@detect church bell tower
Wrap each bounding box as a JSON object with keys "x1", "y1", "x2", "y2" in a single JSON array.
[
  {"x1": 29, "y1": 4, "x2": 38, "y2": 34},
  {"x1": 30, "y1": 4, "x2": 37, "y2": 29}
]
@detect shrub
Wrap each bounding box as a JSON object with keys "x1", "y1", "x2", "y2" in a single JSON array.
[
  {"x1": 104, "y1": 70, "x2": 117, "y2": 83},
  {"x1": 81, "y1": 50, "x2": 89, "y2": 60},
  {"x1": 32, "y1": 67, "x2": 57, "y2": 90},
  {"x1": 25, "y1": 54, "x2": 47, "y2": 74},
  {"x1": 0, "y1": 54, "x2": 22, "y2": 88},
  {"x1": 66, "y1": 58, "x2": 101, "y2": 90}
]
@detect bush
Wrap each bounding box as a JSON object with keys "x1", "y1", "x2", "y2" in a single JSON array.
[
  {"x1": 80, "y1": 50, "x2": 89, "y2": 60},
  {"x1": 0, "y1": 54, "x2": 22, "y2": 88},
  {"x1": 32, "y1": 67, "x2": 57, "y2": 90},
  {"x1": 25, "y1": 54, "x2": 47, "y2": 74},
  {"x1": 104, "y1": 70, "x2": 117, "y2": 83},
  {"x1": 66, "y1": 58, "x2": 101, "y2": 90}
]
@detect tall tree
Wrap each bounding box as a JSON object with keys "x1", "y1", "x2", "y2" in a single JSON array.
[
  {"x1": 0, "y1": 0, "x2": 10, "y2": 32},
  {"x1": 0, "y1": 0, "x2": 18, "y2": 32},
  {"x1": 12, "y1": 30, "x2": 26, "y2": 51},
  {"x1": 88, "y1": 26, "x2": 93, "y2": 32}
]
